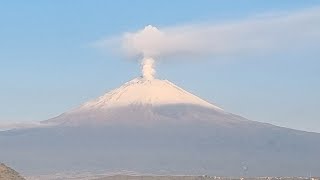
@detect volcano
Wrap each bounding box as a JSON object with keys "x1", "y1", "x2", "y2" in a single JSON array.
[
  {"x1": 0, "y1": 77, "x2": 320, "y2": 177},
  {"x1": 44, "y1": 77, "x2": 238, "y2": 126}
]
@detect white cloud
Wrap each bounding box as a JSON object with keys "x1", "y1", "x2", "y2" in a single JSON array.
[
  {"x1": 0, "y1": 121, "x2": 45, "y2": 131},
  {"x1": 97, "y1": 7, "x2": 320, "y2": 59}
]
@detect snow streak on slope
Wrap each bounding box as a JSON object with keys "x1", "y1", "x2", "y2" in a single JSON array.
[{"x1": 73, "y1": 77, "x2": 222, "y2": 112}]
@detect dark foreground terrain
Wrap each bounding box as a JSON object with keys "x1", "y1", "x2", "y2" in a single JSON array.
[{"x1": 0, "y1": 163, "x2": 25, "y2": 180}]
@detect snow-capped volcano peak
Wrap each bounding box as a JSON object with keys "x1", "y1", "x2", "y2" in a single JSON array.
[{"x1": 76, "y1": 77, "x2": 222, "y2": 111}]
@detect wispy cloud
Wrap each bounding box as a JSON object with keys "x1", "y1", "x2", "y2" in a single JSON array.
[
  {"x1": 0, "y1": 121, "x2": 45, "y2": 131},
  {"x1": 96, "y1": 7, "x2": 320, "y2": 59},
  {"x1": 94, "y1": 7, "x2": 320, "y2": 79}
]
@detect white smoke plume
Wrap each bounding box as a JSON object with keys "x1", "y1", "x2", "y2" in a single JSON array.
[
  {"x1": 141, "y1": 57, "x2": 155, "y2": 80},
  {"x1": 96, "y1": 7, "x2": 320, "y2": 78}
]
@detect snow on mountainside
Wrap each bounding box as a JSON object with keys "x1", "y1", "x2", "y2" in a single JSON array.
[{"x1": 74, "y1": 77, "x2": 221, "y2": 111}]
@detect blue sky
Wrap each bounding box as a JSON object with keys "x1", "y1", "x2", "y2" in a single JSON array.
[{"x1": 0, "y1": 1, "x2": 320, "y2": 132}]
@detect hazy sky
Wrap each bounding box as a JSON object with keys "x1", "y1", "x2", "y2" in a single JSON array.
[{"x1": 0, "y1": 1, "x2": 320, "y2": 132}]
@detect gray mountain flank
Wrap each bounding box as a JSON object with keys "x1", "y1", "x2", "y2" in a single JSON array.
[{"x1": 1, "y1": 104, "x2": 320, "y2": 176}]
